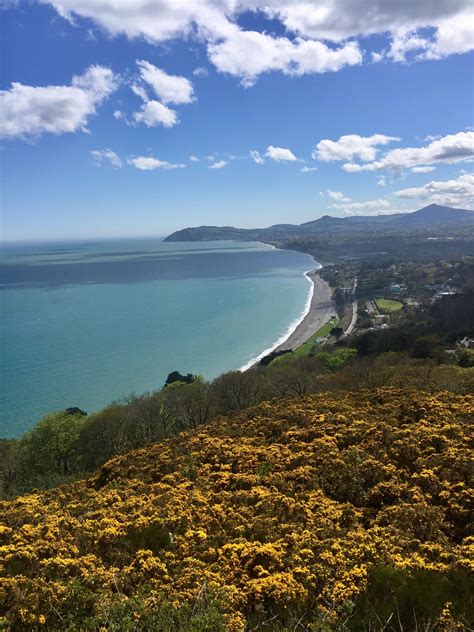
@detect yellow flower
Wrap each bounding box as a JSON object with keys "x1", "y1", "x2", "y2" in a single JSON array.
[{"x1": 0, "y1": 389, "x2": 472, "y2": 630}]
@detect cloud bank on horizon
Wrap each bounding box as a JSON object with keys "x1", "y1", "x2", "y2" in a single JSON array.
[{"x1": 1, "y1": 0, "x2": 473, "y2": 239}]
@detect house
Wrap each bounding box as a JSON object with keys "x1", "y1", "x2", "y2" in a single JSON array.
[
  {"x1": 339, "y1": 287, "x2": 354, "y2": 299},
  {"x1": 432, "y1": 288, "x2": 458, "y2": 301},
  {"x1": 389, "y1": 282, "x2": 407, "y2": 293},
  {"x1": 457, "y1": 337, "x2": 474, "y2": 349}
]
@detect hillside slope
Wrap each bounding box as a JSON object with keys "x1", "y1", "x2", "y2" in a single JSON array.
[
  {"x1": 1, "y1": 389, "x2": 473, "y2": 630},
  {"x1": 164, "y1": 204, "x2": 474, "y2": 242}
]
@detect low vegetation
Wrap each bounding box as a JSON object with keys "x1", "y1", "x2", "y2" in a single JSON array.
[
  {"x1": 2, "y1": 292, "x2": 473, "y2": 500},
  {"x1": 1, "y1": 389, "x2": 472, "y2": 630},
  {"x1": 270, "y1": 318, "x2": 339, "y2": 364},
  {"x1": 1, "y1": 344, "x2": 472, "y2": 501}
]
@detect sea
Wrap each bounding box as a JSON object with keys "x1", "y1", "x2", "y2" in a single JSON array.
[{"x1": 0, "y1": 238, "x2": 316, "y2": 438}]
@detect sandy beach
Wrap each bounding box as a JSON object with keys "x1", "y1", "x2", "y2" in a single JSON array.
[
  {"x1": 242, "y1": 270, "x2": 335, "y2": 370},
  {"x1": 272, "y1": 271, "x2": 335, "y2": 352}
]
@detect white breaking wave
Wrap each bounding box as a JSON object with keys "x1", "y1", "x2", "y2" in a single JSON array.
[
  {"x1": 256, "y1": 241, "x2": 277, "y2": 250},
  {"x1": 239, "y1": 256, "x2": 320, "y2": 371}
]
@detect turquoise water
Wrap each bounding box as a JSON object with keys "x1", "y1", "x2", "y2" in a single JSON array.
[{"x1": 0, "y1": 239, "x2": 315, "y2": 438}]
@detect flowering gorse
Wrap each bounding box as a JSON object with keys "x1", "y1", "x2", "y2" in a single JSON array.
[{"x1": 0, "y1": 388, "x2": 472, "y2": 629}]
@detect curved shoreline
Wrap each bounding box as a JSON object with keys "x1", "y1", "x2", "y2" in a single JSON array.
[
  {"x1": 240, "y1": 250, "x2": 335, "y2": 370},
  {"x1": 272, "y1": 271, "x2": 335, "y2": 353}
]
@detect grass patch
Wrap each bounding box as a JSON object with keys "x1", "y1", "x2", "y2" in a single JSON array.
[
  {"x1": 271, "y1": 318, "x2": 338, "y2": 365},
  {"x1": 376, "y1": 298, "x2": 403, "y2": 313}
]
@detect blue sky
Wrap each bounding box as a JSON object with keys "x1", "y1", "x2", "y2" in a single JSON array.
[{"x1": 1, "y1": 1, "x2": 473, "y2": 241}]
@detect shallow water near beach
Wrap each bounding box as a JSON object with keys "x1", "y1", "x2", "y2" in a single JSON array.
[{"x1": 0, "y1": 238, "x2": 315, "y2": 437}]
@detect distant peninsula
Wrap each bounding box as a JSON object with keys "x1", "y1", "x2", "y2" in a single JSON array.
[{"x1": 164, "y1": 204, "x2": 474, "y2": 242}]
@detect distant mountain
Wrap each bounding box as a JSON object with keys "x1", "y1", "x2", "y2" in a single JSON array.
[
  {"x1": 164, "y1": 204, "x2": 474, "y2": 242},
  {"x1": 394, "y1": 203, "x2": 474, "y2": 225}
]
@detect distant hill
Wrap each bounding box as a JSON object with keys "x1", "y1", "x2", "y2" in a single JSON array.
[
  {"x1": 164, "y1": 204, "x2": 474, "y2": 242},
  {"x1": 395, "y1": 203, "x2": 474, "y2": 225}
]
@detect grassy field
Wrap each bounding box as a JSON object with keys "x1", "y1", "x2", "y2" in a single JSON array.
[
  {"x1": 376, "y1": 298, "x2": 403, "y2": 312},
  {"x1": 271, "y1": 318, "x2": 338, "y2": 365}
]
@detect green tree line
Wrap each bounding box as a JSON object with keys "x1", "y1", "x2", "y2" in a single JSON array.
[
  {"x1": 2, "y1": 289, "x2": 472, "y2": 499},
  {"x1": 1, "y1": 346, "x2": 472, "y2": 500}
]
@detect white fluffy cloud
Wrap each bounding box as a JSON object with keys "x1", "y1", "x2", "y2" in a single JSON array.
[
  {"x1": 137, "y1": 60, "x2": 194, "y2": 104},
  {"x1": 250, "y1": 150, "x2": 265, "y2": 165},
  {"x1": 207, "y1": 29, "x2": 361, "y2": 86},
  {"x1": 411, "y1": 166, "x2": 435, "y2": 173},
  {"x1": 40, "y1": 2, "x2": 362, "y2": 86},
  {"x1": 133, "y1": 100, "x2": 178, "y2": 128},
  {"x1": 128, "y1": 61, "x2": 195, "y2": 128},
  {"x1": 268, "y1": 2, "x2": 474, "y2": 63},
  {"x1": 423, "y1": 11, "x2": 474, "y2": 59},
  {"x1": 387, "y1": 30, "x2": 432, "y2": 63},
  {"x1": 209, "y1": 159, "x2": 228, "y2": 169},
  {"x1": 0, "y1": 65, "x2": 117, "y2": 139},
  {"x1": 259, "y1": 1, "x2": 470, "y2": 41},
  {"x1": 342, "y1": 131, "x2": 474, "y2": 172},
  {"x1": 301, "y1": 165, "x2": 318, "y2": 173},
  {"x1": 314, "y1": 134, "x2": 399, "y2": 163},
  {"x1": 395, "y1": 172, "x2": 474, "y2": 207},
  {"x1": 265, "y1": 145, "x2": 297, "y2": 161},
  {"x1": 128, "y1": 156, "x2": 185, "y2": 170},
  {"x1": 42, "y1": 1, "x2": 474, "y2": 85},
  {"x1": 41, "y1": 1, "x2": 470, "y2": 40},
  {"x1": 326, "y1": 189, "x2": 392, "y2": 215},
  {"x1": 90, "y1": 148, "x2": 122, "y2": 168},
  {"x1": 41, "y1": 0, "x2": 203, "y2": 42},
  {"x1": 341, "y1": 205, "x2": 398, "y2": 216},
  {"x1": 338, "y1": 198, "x2": 391, "y2": 211},
  {"x1": 388, "y1": 10, "x2": 474, "y2": 62},
  {"x1": 327, "y1": 189, "x2": 350, "y2": 202}
]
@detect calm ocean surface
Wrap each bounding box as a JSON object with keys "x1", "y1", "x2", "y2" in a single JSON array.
[{"x1": 0, "y1": 238, "x2": 315, "y2": 438}]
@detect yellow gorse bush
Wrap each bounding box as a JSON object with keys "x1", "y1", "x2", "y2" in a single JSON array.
[{"x1": 0, "y1": 388, "x2": 472, "y2": 629}]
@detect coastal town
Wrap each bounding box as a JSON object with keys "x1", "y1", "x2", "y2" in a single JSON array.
[{"x1": 258, "y1": 254, "x2": 473, "y2": 367}]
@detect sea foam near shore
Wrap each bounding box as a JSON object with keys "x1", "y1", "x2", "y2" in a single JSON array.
[
  {"x1": 1, "y1": 239, "x2": 316, "y2": 437},
  {"x1": 239, "y1": 262, "x2": 319, "y2": 371}
]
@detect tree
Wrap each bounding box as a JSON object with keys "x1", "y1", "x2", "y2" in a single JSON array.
[
  {"x1": 166, "y1": 381, "x2": 216, "y2": 430},
  {"x1": 458, "y1": 349, "x2": 474, "y2": 368},
  {"x1": 20, "y1": 411, "x2": 86, "y2": 477},
  {"x1": 411, "y1": 335, "x2": 444, "y2": 360},
  {"x1": 0, "y1": 439, "x2": 20, "y2": 497},
  {"x1": 65, "y1": 407, "x2": 87, "y2": 417},
  {"x1": 318, "y1": 348, "x2": 357, "y2": 371},
  {"x1": 165, "y1": 371, "x2": 196, "y2": 386},
  {"x1": 75, "y1": 404, "x2": 130, "y2": 471},
  {"x1": 330, "y1": 326, "x2": 344, "y2": 339},
  {"x1": 211, "y1": 371, "x2": 266, "y2": 413},
  {"x1": 267, "y1": 365, "x2": 315, "y2": 397}
]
